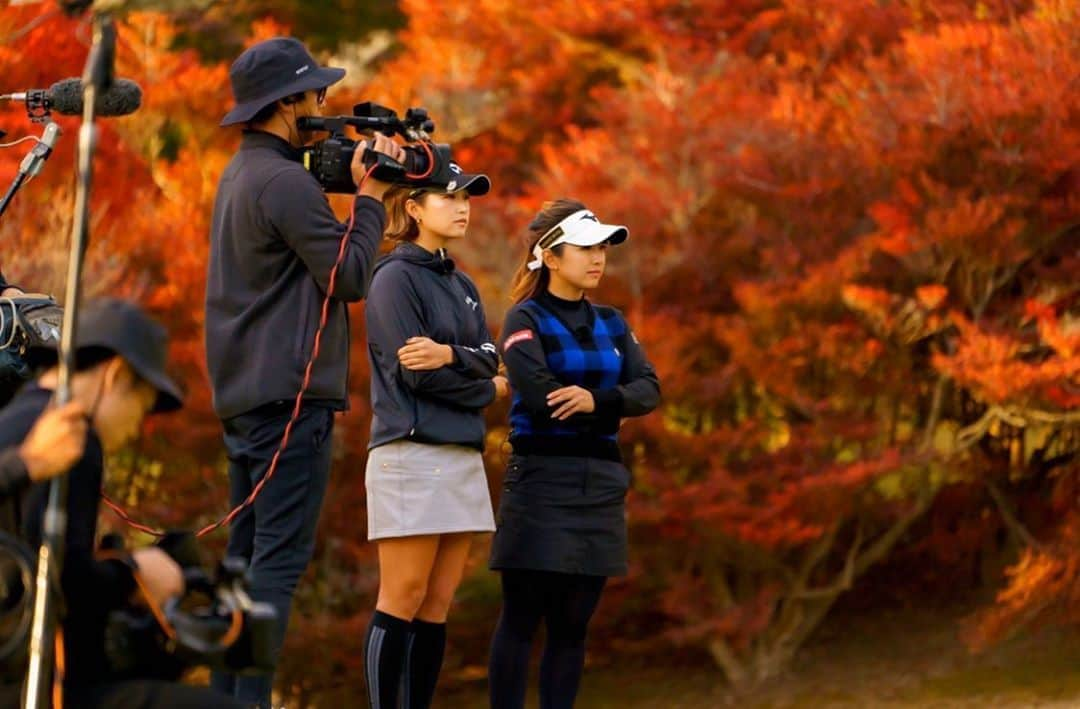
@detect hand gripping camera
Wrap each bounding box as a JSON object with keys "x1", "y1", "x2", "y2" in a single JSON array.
[
  {"x1": 0, "y1": 529, "x2": 276, "y2": 682},
  {"x1": 297, "y1": 101, "x2": 454, "y2": 193},
  {"x1": 103, "y1": 532, "x2": 277, "y2": 681}
]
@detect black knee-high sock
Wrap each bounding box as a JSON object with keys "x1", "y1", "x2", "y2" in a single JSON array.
[
  {"x1": 401, "y1": 618, "x2": 446, "y2": 709},
  {"x1": 489, "y1": 570, "x2": 546, "y2": 709},
  {"x1": 364, "y1": 610, "x2": 410, "y2": 709},
  {"x1": 538, "y1": 575, "x2": 606, "y2": 709}
]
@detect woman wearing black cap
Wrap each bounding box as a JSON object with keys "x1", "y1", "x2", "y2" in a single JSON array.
[
  {"x1": 487, "y1": 199, "x2": 660, "y2": 709},
  {"x1": 362, "y1": 163, "x2": 508, "y2": 709}
]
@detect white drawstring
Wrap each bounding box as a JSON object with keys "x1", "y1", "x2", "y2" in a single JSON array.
[{"x1": 0, "y1": 298, "x2": 21, "y2": 350}]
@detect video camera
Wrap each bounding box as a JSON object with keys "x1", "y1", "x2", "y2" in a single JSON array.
[
  {"x1": 0, "y1": 296, "x2": 63, "y2": 407},
  {"x1": 102, "y1": 532, "x2": 277, "y2": 681},
  {"x1": 297, "y1": 101, "x2": 454, "y2": 193},
  {"x1": 0, "y1": 531, "x2": 276, "y2": 682}
]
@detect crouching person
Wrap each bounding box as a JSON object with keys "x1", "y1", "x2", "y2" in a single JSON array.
[{"x1": 0, "y1": 298, "x2": 245, "y2": 708}]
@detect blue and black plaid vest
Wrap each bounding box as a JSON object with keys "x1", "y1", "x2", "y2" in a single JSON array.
[{"x1": 509, "y1": 299, "x2": 625, "y2": 440}]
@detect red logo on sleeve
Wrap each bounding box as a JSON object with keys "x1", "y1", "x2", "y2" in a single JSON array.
[{"x1": 503, "y1": 329, "x2": 534, "y2": 351}]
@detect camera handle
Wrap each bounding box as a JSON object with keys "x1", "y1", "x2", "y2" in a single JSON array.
[{"x1": 361, "y1": 148, "x2": 408, "y2": 183}]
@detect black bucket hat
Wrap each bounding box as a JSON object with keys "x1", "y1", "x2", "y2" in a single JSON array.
[
  {"x1": 221, "y1": 37, "x2": 346, "y2": 127},
  {"x1": 29, "y1": 298, "x2": 183, "y2": 414}
]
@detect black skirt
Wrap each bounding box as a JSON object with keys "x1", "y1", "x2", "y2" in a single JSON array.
[{"x1": 489, "y1": 454, "x2": 630, "y2": 577}]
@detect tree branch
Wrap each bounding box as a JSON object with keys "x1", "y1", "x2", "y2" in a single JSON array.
[
  {"x1": 855, "y1": 491, "x2": 934, "y2": 577},
  {"x1": 919, "y1": 374, "x2": 951, "y2": 453},
  {"x1": 791, "y1": 522, "x2": 863, "y2": 600},
  {"x1": 986, "y1": 480, "x2": 1041, "y2": 550},
  {"x1": 956, "y1": 405, "x2": 1080, "y2": 454}
]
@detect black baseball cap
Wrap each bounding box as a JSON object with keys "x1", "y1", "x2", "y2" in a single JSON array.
[
  {"x1": 221, "y1": 37, "x2": 346, "y2": 127},
  {"x1": 29, "y1": 298, "x2": 183, "y2": 414},
  {"x1": 410, "y1": 161, "x2": 491, "y2": 197}
]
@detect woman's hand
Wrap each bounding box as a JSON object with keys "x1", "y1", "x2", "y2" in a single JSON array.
[
  {"x1": 398, "y1": 337, "x2": 453, "y2": 371},
  {"x1": 1, "y1": 286, "x2": 24, "y2": 297},
  {"x1": 493, "y1": 375, "x2": 511, "y2": 400},
  {"x1": 547, "y1": 385, "x2": 595, "y2": 420}
]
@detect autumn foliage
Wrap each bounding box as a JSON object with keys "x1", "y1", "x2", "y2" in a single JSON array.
[{"x1": 0, "y1": 0, "x2": 1077, "y2": 700}]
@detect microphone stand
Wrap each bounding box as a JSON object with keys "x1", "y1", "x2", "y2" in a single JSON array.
[
  {"x1": 0, "y1": 174, "x2": 29, "y2": 223},
  {"x1": 22, "y1": 12, "x2": 114, "y2": 709},
  {"x1": 0, "y1": 122, "x2": 61, "y2": 221}
]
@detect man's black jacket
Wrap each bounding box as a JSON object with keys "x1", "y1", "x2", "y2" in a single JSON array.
[
  {"x1": 205, "y1": 131, "x2": 386, "y2": 420},
  {"x1": 0, "y1": 386, "x2": 135, "y2": 686}
]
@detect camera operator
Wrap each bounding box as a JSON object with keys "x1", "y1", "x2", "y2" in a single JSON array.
[
  {"x1": 0, "y1": 298, "x2": 244, "y2": 708},
  {"x1": 205, "y1": 36, "x2": 403, "y2": 708}
]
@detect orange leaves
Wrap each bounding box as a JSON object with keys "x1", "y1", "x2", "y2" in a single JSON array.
[
  {"x1": 916, "y1": 284, "x2": 949, "y2": 310},
  {"x1": 1038, "y1": 312, "x2": 1080, "y2": 361},
  {"x1": 842, "y1": 284, "x2": 894, "y2": 318},
  {"x1": 246, "y1": 17, "x2": 292, "y2": 45},
  {"x1": 924, "y1": 195, "x2": 1027, "y2": 263},
  {"x1": 842, "y1": 284, "x2": 948, "y2": 344},
  {"x1": 965, "y1": 505, "x2": 1080, "y2": 652},
  {"x1": 0, "y1": 0, "x2": 1072, "y2": 678},
  {"x1": 933, "y1": 314, "x2": 1080, "y2": 406},
  {"x1": 0, "y1": 7, "x2": 89, "y2": 88},
  {"x1": 868, "y1": 201, "x2": 916, "y2": 256}
]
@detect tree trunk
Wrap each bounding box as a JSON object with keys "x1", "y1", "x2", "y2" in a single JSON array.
[{"x1": 704, "y1": 492, "x2": 935, "y2": 686}]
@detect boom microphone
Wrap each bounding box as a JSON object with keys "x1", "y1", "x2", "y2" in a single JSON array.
[
  {"x1": 0, "y1": 78, "x2": 142, "y2": 117},
  {"x1": 9, "y1": 0, "x2": 216, "y2": 14}
]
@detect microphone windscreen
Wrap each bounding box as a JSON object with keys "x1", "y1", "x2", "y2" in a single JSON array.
[
  {"x1": 47, "y1": 78, "x2": 85, "y2": 115},
  {"x1": 47, "y1": 78, "x2": 142, "y2": 117},
  {"x1": 97, "y1": 79, "x2": 142, "y2": 117}
]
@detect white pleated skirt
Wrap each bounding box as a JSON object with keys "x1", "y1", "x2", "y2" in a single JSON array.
[{"x1": 365, "y1": 439, "x2": 496, "y2": 540}]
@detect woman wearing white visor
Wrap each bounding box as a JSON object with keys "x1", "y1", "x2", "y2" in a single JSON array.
[{"x1": 488, "y1": 199, "x2": 661, "y2": 708}]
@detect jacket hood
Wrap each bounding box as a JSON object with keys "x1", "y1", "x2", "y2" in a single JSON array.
[{"x1": 375, "y1": 241, "x2": 456, "y2": 276}]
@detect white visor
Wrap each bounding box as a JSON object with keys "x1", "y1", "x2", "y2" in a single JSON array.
[{"x1": 526, "y1": 210, "x2": 629, "y2": 271}]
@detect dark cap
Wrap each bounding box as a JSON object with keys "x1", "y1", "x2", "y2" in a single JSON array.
[
  {"x1": 29, "y1": 298, "x2": 183, "y2": 414},
  {"x1": 221, "y1": 37, "x2": 346, "y2": 127},
  {"x1": 411, "y1": 161, "x2": 491, "y2": 197}
]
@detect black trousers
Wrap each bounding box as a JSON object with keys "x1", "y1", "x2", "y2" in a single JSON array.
[
  {"x1": 0, "y1": 680, "x2": 245, "y2": 708},
  {"x1": 210, "y1": 403, "x2": 335, "y2": 709}
]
